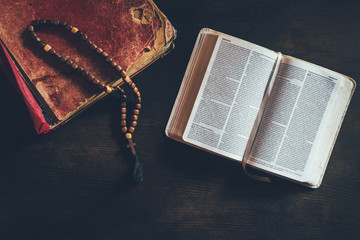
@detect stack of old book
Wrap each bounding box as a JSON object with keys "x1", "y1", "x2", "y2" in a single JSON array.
[{"x1": 0, "y1": 0, "x2": 176, "y2": 134}]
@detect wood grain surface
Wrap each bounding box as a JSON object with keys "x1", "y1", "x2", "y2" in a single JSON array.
[{"x1": 1, "y1": 0, "x2": 359, "y2": 239}]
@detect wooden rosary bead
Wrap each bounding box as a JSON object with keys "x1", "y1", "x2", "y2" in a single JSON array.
[
  {"x1": 43, "y1": 44, "x2": 51, "y2": 52},
  {"x1": 66, "y1": 59, "x2": 74, "y2": 66},
  {"x1": 115, "y1": 65, "x2": 122, "y2": 72},
  {"x1": 101, "y1": 51, "x2": 108, "y2": 58},
  {"x1": 54, "y1": 52, "x2": 62, "y2": 59},
  {"x1": 121, "y1": 114, "x2": 126, "y2": 119},
  {"x1": 121, "y1": 107, "x2": 126, "y2": 113},
  {"x1": 131, "y1": 121, "x2": 137, "y2": 127},
  {"x1": 97, "y1": 82, "x2": 106, "y2": 88},
  {"x1": 105, "y1": 86, "x2": 113, "y2": 93},
  {"x1": 134, "y1": 87, "x2": 138, "y2": 93},
  {"x1": 122, "y1": 127, "x2": 127, "y2": 133},
  {"x1": 71, "y1": 62, "x2": 79, "y2": 70},
  {"x1": 137, "y1": 97, "x2": 141, "y2": 103},
  {"x1": 124, "y1": 76, "x2": 131, "y2": 83},
  {"x1": 133, "y1": 109, "x2": 139, "y2": 115},
  {"x1": 87, "y1": 74, "x2": 95, "y2": 81},
  {"x1": 135, "y1": 104, "x2": 141, "y2": 109},
  {"x1": 71, "y1": 27, "x2": 79, "y2": 34},
  {"x1": 81, "y1": 34, "x2": 88, "y2": 41},
  {"x1": 132, "y1": 115, "x2": 138, "y2": 121},
  {"x1": 96, "y1": 47, "x2": 103, "y2": 54},
  {"x1": 92, "y1": 78, "x2": 100, "y2": 85},
  {"x1": 59, "y1": 55, "x2": 68, "y2": 62},
  {"x1": 27, "y1": 25, "x2": 34, "y2": 32},
  {"x1": 136, "y1": 91, "x2": 141, "y2": 97},
  {"x1": 120, "y1": 70, "x2": 127, "y2": 79},
  {"x1": 110, "y1": 61, "x2": 117, "y2": 67},
  {"x1": 121, "y1": 102, "x2": 126, "y2": 107},
  {"x1": 90, "y1": 43, "x2": 97, "y2": 50},
  {"x1": 105, "y1": 56, "x2": 112, "y2": 63},
  {"x1": 121, "y1": 120, "x2": 127, "y2": 126},
  {"x1": 129, "y1": 127, "x2": 135, "y2": 133},
  {"x1": 125, "y1": 133, "x2": 132, "y2": 139}
]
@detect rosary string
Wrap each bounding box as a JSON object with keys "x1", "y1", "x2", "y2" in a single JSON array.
[{"x1": 27, "y1": 19, "x2": 143, "y2": 182}]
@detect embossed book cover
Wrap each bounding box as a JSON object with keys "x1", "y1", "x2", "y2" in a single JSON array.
[{"x1": 0, "y1": 0, "x2": 176, "y2": 133}]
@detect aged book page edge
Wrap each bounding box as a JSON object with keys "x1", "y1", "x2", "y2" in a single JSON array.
[
  {"x1": 165, "y1": 28, "x2": 218, "y2": 139},
  {"x1": 282, "y1": 56, "x2": 356, "y2": 187}
]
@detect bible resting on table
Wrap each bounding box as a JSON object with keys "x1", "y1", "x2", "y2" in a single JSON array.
[
  {"x1": 0, "y1": 0, "x2": 176, "y2": 134},
  {"x1": 166, "y1": 29, "x2": 355, "y2": 188}
]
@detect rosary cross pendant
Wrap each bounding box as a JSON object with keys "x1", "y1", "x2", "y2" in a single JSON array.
[{"x1": 127, "y1": 139, "x2": 137, "y2": 155}]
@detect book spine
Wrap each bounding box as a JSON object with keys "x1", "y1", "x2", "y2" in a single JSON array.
[{"x1": 0, "y1": 39, "x2": 50, "y2": 134}]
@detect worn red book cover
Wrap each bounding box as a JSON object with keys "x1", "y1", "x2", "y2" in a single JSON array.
[{"x1": 0, "y1": 0, "x2": 176, "y2": 133}]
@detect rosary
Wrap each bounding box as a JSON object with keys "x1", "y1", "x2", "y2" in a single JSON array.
[{"x1": 27, "y1": 19, "x2": 143, "y2": 182}]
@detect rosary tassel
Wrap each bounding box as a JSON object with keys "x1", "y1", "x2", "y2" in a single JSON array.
[{"x1": 132, "y1": 153, "x2": 144, "y2": 182}]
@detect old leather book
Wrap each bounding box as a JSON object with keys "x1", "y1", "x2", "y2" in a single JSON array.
[{"x1": 0, "y1": 0, "x2": 176, "y2": 133}]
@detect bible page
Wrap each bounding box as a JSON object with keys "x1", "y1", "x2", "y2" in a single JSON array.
[
  {"x1": 247, "y1": 56, "x2": 353, "y2": 185},
  {"x1": 183, "y1": 35, "x2": 278, "y2": 160}
]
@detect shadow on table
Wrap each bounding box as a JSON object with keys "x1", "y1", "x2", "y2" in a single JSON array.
[
  {"x1": 0, "y1": 71, "x2": 37, "y2": 152},
  {"x1": 161, "y1": 137, "x2": 310, "y2": 198}
]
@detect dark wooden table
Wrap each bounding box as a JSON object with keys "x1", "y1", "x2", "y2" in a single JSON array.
[{"x1": 1, "y1": 0, "x2": 360, "y2": 239}]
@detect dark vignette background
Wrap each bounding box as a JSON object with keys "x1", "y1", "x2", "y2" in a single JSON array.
[{"x1": 0, "y1": 0, "x2": 359, "y2": 239}]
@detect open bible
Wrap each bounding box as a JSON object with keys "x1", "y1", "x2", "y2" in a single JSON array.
[{"x1": 166, "y1": 28, "x2": 355, "y2": 188}]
